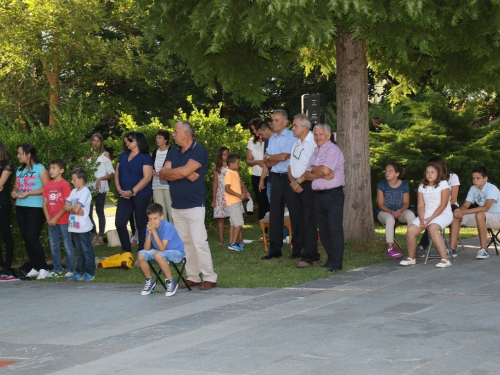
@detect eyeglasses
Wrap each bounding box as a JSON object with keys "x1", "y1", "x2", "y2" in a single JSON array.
[
  {"x1": 127, "y1": 137, "x2": 137, "y2": 143},
  {"x1": 293, "y1": 144, "x2": 304, "y2": 159}
]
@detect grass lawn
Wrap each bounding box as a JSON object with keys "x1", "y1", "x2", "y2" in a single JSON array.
[{"x1": 44, "y1": 216, "x2": 481, "y2": 289}]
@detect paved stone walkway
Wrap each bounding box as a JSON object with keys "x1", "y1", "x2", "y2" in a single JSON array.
[{"x1": 1, "y1": 237, "x2": 500, "y2": 374}]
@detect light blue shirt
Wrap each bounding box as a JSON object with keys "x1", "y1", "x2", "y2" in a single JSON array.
[
  {"x1": 465, "y1": 182, "x2": 500, "y2": 216},
  {"x1": 266, "y1": 128, "x2": 297, "y2": 173}
]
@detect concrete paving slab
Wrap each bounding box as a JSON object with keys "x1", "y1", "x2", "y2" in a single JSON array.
[{"x1": 2, "y1": 236, "x2": 500, "y2": 374}]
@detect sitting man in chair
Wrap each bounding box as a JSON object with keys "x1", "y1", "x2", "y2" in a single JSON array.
[
  {"x1": 137, "y1": 203, "x2": 185, "y2": 296},
  {"x1": 449, "y1": 167, "x2": 500, "y2": 259}
]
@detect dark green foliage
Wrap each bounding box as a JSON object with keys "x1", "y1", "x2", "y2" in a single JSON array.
[{"x1": 371, "y1": 89, "x2": 500, "y2": 208}]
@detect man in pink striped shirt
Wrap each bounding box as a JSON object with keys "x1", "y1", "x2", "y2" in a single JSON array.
[{"x1": 304, "y1": 124, "x2": 345, "y2": 273}]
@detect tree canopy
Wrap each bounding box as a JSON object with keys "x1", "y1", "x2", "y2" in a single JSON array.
[{"x1": 141, "y1": 0, "x2": 500, "y2": 239}]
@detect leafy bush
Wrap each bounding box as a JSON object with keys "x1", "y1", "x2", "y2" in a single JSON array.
[
  {"x1": 0, "y1": 104, "x2": 100, "y2": 265},
  {"x1": 107, "y1": 97, "x2": 250, "y2": 225},
  {"x1": 370, "y1": 90, "x2": 500, "y2": 211}
]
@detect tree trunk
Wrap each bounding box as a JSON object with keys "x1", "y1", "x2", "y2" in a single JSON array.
[
  {"x1": 43, "y1": 59, "x2": 60, "y2": 127},
  {"x1": 335, "y1": 31, "x2": 375, "y2": 241}
]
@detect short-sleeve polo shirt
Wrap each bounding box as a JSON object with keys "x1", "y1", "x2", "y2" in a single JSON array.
[{"x1": 165, "y1": 141, "x2": 208, "y2": 209}]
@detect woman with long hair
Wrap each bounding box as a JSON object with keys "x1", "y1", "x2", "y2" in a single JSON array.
[
  {"x1": 11, "y1": 143, "x2": 50, "y2": 277},
  {"x1": 114, "y1": 132, "x2": 153, "y2": 253},
  {"x1": 85, "y1": 133, "x2": 115, "y2": 246},
  {"x1": 246, "y1": 119, "x2": 270, "y2": 227},
  {"x1": 0, "y1": 141, "x2": 14, "y2": 272}
]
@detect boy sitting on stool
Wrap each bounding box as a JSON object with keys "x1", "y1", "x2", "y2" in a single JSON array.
[
  {"x1": 138, "y1": 203, "x2": 185, "y2": 297},
  {"x1": 449, "y1": 166, "x2": 500, "y2": 259}
]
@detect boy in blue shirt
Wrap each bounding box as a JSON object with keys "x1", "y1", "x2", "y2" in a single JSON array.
[
  {"x1": 137, "y1": 203, "x2": 185, "y2": 297},
  {"x1": 449, "y1": 167, "x2": 500, "y2": 259}
]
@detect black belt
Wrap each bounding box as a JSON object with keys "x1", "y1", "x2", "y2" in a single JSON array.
[
  {"x1": 315, "y1": 186, "x2": 344, "y2": 194},
  {"x1": 270, "y1": 172, "x2": 288, "y2": 176}
]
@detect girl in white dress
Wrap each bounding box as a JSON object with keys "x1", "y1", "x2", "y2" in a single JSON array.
[{"x1": 401, "y1": 162, "x2": 453, "y2": 268}]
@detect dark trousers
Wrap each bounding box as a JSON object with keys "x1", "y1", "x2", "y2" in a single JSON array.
[
  {"x1": 269, "y1": 173, "x2": 301, "y2": 255},
  {"x1": 90, "y1": 192, "x2": 106, "y2": 236},
  {"x1": 293, "y1": 181, "x2": 319, "y2": 263},
  {"x1": 251, "y1": 175, "x2": 269, "y2": 220},
  {"x1": 0, "y1": 203, "x2": 14, "y2": 269},
  {"x1": 115, "y1": 195, "x2": 150, "y2": 252},
  {"x1": 16, "y1": 206, "x2": 48, "y2": 270},
  {"x1": 315, "y1": 187, "x2": 344, "y2": 269}
]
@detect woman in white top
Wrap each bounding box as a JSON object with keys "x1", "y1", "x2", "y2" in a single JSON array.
[
  {"x1": 415, "y1": 156, "x2": 460, "y2": 257},
  {"x1": 86, "y1": 133, "x2": 115, "y2": 246},
  {"x1": 152, "y1": 129, "x2": 173, "y2": 224},
  {"x1": 246, "y1": 118, "x2": 269, "y2": 222}
]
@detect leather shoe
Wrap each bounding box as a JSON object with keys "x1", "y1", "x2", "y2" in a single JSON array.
[
  {"x1": 289, "y1": 254, "x2": 301, "y2": 259},
  {"x1": 179, "y1": 280, "x2": 201, "y2": 289},
  {"x1": 261, "y1": 253, "x2": 282, "y2": 260},
  {"x1": 296, "y1": 261, "x2": 312, "y2": 268},
  {"x1": 320, "y1": 263, "x2": 332, "y2": 268},
  {"x1": 199, "y1": 281, "x2": 217, "y2": 290},
  {"x1": 327, "y1": 266, "x2": 342, "y2": 273}
]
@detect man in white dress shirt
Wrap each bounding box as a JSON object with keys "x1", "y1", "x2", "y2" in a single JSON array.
[{"x1": 288, "y1": 114, "x2": 320, "y2": 268}]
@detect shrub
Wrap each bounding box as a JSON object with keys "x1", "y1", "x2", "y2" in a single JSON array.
[{"x1": 0, "y1": 104, "x2": 100, "y2": 266}]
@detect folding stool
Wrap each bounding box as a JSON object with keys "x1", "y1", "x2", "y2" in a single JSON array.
[
  {"x1": 148, "y1": 256, "x2": 191, "y2": 291},
  {"x1": 487, "y1": 228, "x2": 500, "y2": 255},
  {"x1": 424, "y1": 227, "x2": 455, "y2": 264}
]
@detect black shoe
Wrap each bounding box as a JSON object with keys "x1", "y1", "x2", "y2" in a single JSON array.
[
  {"x1": 327, "y1": 266, "x2": 342, "y2": 273},
  {"x1": 289, "y1": 254, "x2": 301, "y2": 259},
  {"x1": 261, "y1": 253, "x2": 282, "y2": 260},
  {"x1": 321, "y1": 263, "x2": 332, "y2": 268}
]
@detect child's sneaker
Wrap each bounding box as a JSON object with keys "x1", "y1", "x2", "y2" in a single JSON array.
[
  {"x1": 141, "y1": 279, "x2": 156, "y2": 295},
  {"x1": 0, "y1": 275, "x2": 20, "y2": 282},
  {"x1": 165, "y1": 279, "x2": 178, "y2": 297},
  {"x1": 386, "y1": 248, "x2": 403, "y2": 258},
  {"x1": 27, "y1": 268, "x2": 39, "y2": 278},
  {"x1": 228, "y1": 243, "x2": 244, "y2": 251},
  {"x1": 37, "y1": 269, "x2": 50, "y2": 280},
  {"x1": 81, "y1": 274, "x2": 94, "y2": 282},
  {"x1": 415, "y1": 246, "x2": 426, "y2": 258},
  {"x1": 476, "y1": 248, "x2": 489, "y2": 259},
  {"x1": 48, "y1": 271, "x2": 62, "y2": 279},
  {"x1": 68, "y1": 273, "x2": 84, "y2": 281},
  {"x1": 64, "y1": 271, "x2": 74, "y2": 278}
]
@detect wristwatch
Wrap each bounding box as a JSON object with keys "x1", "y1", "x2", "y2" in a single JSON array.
[
  {"x1": 295, "y1": 178, "x2": 301, "y2": 185},
  {"x1": 266, "y1": 154, "x2": 270, "y2": 161},
  {"x1": 130, "y1": 190, "x2": 136, "y2": 197}
]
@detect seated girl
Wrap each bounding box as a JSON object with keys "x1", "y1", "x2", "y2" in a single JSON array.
[
  {"x1": 400, "y1": 162, "x2": 453, "y2": 268},
  {"x1": 377, "y1": 163, "x2": 416, "y2": 258}
]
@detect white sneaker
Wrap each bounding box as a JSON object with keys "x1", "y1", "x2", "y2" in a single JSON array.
[
  {"x1": 436, "y1": 259, "x2": 452, "y2": 268},
  {"x1": 37, "y1": 269, "x2": 50, "y2": 279},
  {"x1": 476, "y1": 248, "x2": 490, "y2": 259},
  {"x1": 27, "y1": 268, "x2": 39, "y2": 278},
  {"x1": 399, "y1": 258, "x2": 416, "y2": 266}
]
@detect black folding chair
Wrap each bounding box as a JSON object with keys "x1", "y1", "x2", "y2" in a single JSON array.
[
  {"x1": 148, "y1": 256, "x2": 191, "y2": 291},
  {"x1": 487, "y1": 229, "x2": 500, "y2": 255}
]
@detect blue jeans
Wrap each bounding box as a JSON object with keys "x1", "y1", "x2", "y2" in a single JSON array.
[
  {"x1": 72, "y1": 231, "x2": 95, "y2": 276},
  {"x1": 48, "y1": 224, "x2": 75, "y2": 273},
  {"x1": 90, "y1": 192, "x2": 106, "y2": 236},
  {"x1": 139, "y1": 249, "x2": 184, "y2": 263}
]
